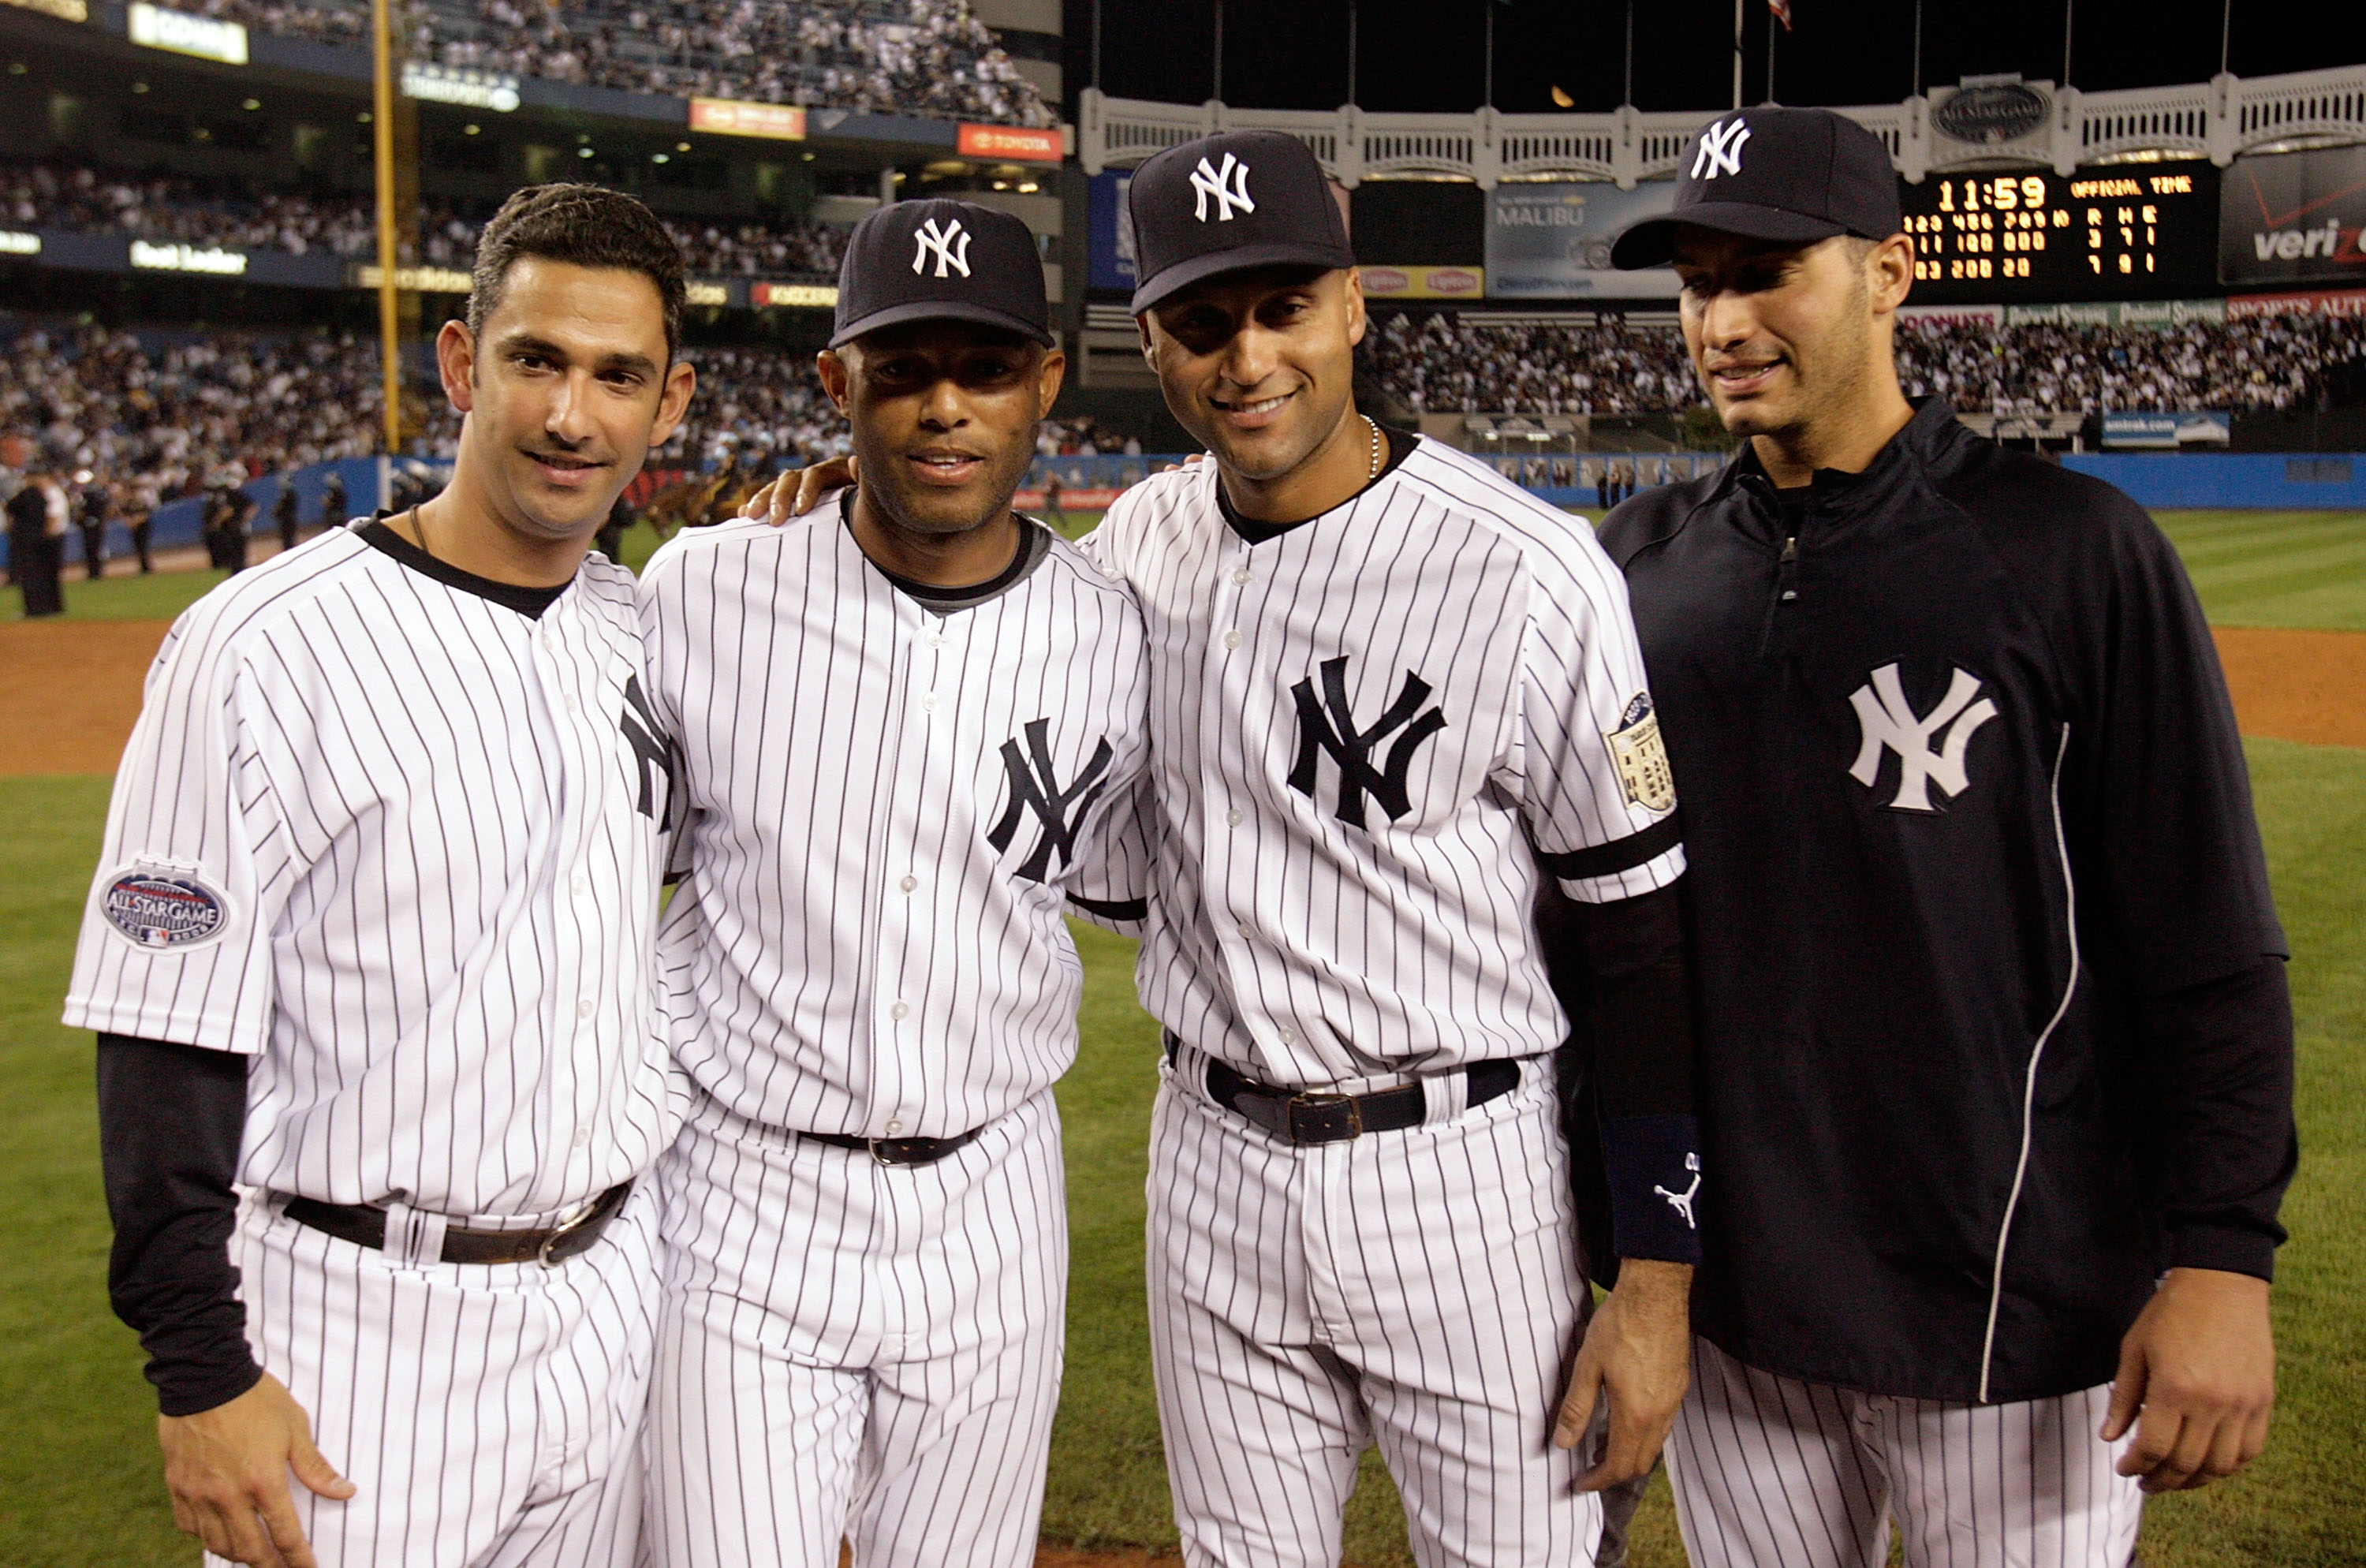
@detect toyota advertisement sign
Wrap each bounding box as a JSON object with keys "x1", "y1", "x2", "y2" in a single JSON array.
[{"x1": 2220, "y1": 144, "x2": 2366, "y2": 288}]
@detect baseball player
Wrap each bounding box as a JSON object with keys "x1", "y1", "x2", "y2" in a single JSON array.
[
  {"x1": 64, "y1": 182, "x2": 696, "y2": 1568},
  {"x1": 1095, "y1": 131, "x2": 1704, "y2": 1568},
  {"x1": 1598, "y1": 107, "x2": 2293, "y2": 1567},
  {"x1": 636, "y1": 199, "x2": 1149, "y2": 1568}
]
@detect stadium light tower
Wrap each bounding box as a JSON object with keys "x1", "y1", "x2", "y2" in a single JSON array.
[{"x1": 371, "y1": 0, "x2": 400, "y2": 455}]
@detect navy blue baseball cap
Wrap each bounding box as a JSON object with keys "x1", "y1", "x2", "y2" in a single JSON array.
[
  {"x1": 1610, "y1": 106, "x2": 1902, "y2": 269},
  {"x1": 1125, "y1": 130, "x2": 1356, "y2": 315},
  {"x1": 831, "y1": 197, "x2": 1053, "y2": 348}
]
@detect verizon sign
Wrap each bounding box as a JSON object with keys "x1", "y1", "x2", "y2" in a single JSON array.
[{"x1": 2220, "y1": 145, "x2": 2366, "y2": 287}]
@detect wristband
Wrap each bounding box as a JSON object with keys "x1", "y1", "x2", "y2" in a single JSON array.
[{"x1": 1603, "y1": 1111, "x2": 1704, "y2": 1265}]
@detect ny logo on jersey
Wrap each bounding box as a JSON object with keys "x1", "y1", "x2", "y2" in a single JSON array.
[
  {"x1": 912, "y1": 216, "x2": 973, "y2": 278},
  {"x1": 1655, "y1": 1152, "x2": 1702, "y2": 1230},
  {"x1": 1691, "y1": 118, "x2": 1752, "y2": 180},
  {"x1": 987, "y1": 719, "x2": 1117, "y2": 883},
  {"x1": 1189, "y1": 152, "x2": 1256, "y2": 222},
  {"x1": 619, "y1": 673, "x2": 674, "y2": 822},
  {"x1": 1287, "y1": 656, "x2": 1449, "y2": 832},
  {"x1": 1847, "y1": 663, "x2": 1998, "y2": 812}
]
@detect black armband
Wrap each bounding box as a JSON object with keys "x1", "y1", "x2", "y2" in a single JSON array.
[{"x1": 96, "y1": 1035, "x2": 264, "y2": 1417}]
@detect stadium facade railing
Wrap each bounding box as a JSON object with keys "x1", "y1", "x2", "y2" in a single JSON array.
[{"x1": 1077, "y1": 63, "x2": 2366, "y2": 186}]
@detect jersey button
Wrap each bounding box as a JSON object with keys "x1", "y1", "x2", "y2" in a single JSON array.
[
  {"x1": 890, "y1": 1000, "x2": 910, "y2": 1021},
  {"x1": 1278, "y1": 1025, "x2": 1300, "y2": 1045},
  {"x1": 1230, "y1": 567, "x2": 1251, "y2": 585},
  {"x1": 1222, "y1": 630, "x2": 1241, "y2": 651},
  {"x1": 885, "y1": 1118, "x2": 905, "y2": 1135},
  {"x1": 562, "y1": 693, "x2": 578, "y2": 713},
  {"x1": 577, "y1": 999, "x2": 595, "y2": 1019},
  {"x1": 571, "y1": 874, "x2": 588, "y2": 898},
  {"x1": 1224, "y1": 808, "x2": 1242, "y2": 827},
  {"x1": 921, "y1": 693, "x2": 939, "y2": 712},
  {"x1": 923, "y1": 631, "x2": 945, "y2": 649},
  {"x1": 898, "y1": 875, "x2": 917, "y2": 893},
  {"x1": 571, "y1": 1126, "x2": 592, "y2": 1148}
]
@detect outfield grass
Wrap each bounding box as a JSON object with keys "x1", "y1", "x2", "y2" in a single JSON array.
[
  {"x1": 2, "y1": 506, "x2": 2360, "y2": 1566},
  {"x1": 2153, "y1": 510, "x2": 2366, "y2": 631}
]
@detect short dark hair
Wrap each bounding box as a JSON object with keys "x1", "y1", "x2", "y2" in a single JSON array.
[{"x1": 468, "y1": 183, "x2": 686, "y2": 357}]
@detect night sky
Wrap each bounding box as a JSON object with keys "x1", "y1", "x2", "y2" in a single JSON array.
[{"x1": 1063, "y1": 0, "x2": 2366, "y2": 120}]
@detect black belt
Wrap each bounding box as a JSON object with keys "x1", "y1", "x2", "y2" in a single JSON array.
[
  {"x1": 1170, "y1": 1033, "x2": 1522, "y2": 1145},
  {"x1": 800, "y1": 1127, "x2": 986, "y2": 1166},
  {"x1": 279, "y1": 1179, "x2": 633, "y2": 1267}
]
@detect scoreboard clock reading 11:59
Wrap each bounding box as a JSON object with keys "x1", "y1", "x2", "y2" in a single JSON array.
[{"x1": 1896, "y1": 165, "x2": 2219, "y2": 303}]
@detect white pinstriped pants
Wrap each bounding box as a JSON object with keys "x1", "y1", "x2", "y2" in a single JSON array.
[
  {"x1": 1148, "y1": 1048, "x2": 1602, "y2": 1568},
  {"x1": 214, "y1": 1185, "x2": 660, "y2": 1568},
  {"x1": 1668, "y1": 1336, "x2": 2144, "y2": 1568},
  {"x1": 644, "y1": 1088, "x2": 1067, "y2": 1568}
]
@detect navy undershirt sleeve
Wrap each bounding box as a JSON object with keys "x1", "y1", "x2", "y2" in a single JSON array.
[
  {"x1": 1543, "y1": 883, "x2": 1705, "y2": 1267},
  {"x1": 96, "y1": 1034, "x2": 265, "y2": 1417}
]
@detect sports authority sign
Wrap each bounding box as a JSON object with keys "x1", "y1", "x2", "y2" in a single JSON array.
[
  {"x1": 958, "y1": 125, "x2": 1063, "y2": 163},
  {"x1": 2219, "y1": 145, "x2": 2366, "y2": 288},
  {"x1": 2225, "y1": 288, "x2": 2366, "y2": 320},
  {"x1": 1358, "y1": 265, "x2": 1484, "y2": 300},
  {"x1": 688, "y1": 99, "x2": 806, "y2": 140}
]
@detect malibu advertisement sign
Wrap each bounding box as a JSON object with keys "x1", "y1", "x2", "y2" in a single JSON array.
[{"x1": 2221, "y1": 144, "x2": 2366, "y2": 287}]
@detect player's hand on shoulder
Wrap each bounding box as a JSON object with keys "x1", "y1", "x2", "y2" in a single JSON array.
[
  {"x1": 2103, "y1": 1266, "x2": 2275, "y2": 1493},
  {"x1": 158, "y1": 1372, "x2": 353, "y2": 1567},
  {"x1": 1555, "y1": 1258, "x2": 1692, "y2": 1491},
  {"x1": 739, "y1": 456, "x2": 860, "y2": 527}
]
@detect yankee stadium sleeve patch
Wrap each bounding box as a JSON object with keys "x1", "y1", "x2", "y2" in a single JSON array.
[
  {"x1": 101, "y1": 864, "x2": 233, "y2": 949},
  {"x1": 1606, "y1": 693, "x2": 1677, "y2": 814}
]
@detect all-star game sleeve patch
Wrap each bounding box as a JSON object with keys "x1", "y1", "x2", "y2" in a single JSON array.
[
  {"x1": 1606, "y1": 693, "x2": 1676, "y2": 814},
  {"x1": 102, "y1": 865, "x2": 232, "y2": 950}
]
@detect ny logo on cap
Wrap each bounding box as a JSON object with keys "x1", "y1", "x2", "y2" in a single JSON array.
[
  {"x1": 912, "y1": 217, "x2": 973, "y2": 279},
  {"x1": 1189, "y1": 152, "x2": 1256, "y2": 222},
  {"x1": 1691, "y1": 118, "x2": 1753, "y2": 180}
]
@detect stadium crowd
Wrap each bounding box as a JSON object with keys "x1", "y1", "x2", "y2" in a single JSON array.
[
  {"x1": 1361, "y1": 312, "x2": 1706, "y2": 416},
  {"x1": 2, "y1": 162, "x2": 378, "y2": 256},
  {"x1": 170, "y1": 0, "x2": 1051, "y2": 125},
  {"x1": 1364, "y1": 307, "x2": 2366, "y2": 417},
  {"x1": 0, "y1": 325, "x2": 385, "y2": 505},
  {"x1": 1894, "y1": 315, "x2": 2366, "y2": 415},
  {"x1": 5, "y1": 162, "x2": 851, "y2": 278}
]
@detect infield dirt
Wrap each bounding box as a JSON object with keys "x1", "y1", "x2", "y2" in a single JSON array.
[{"x1": 8, "y1": 618, "x2": 2361, "y2": 779}]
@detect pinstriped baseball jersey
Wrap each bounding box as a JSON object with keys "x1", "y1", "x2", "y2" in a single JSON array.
[
  {"x1": 62, "y1": 527, "x2": 677, "y2": 1219},
  {"x1": 1084, "y1": 435, "x2": 1684, "y2": 1092},
  {"x1": 636, "y1": 501, "x2": 1150, "y2": 1140}
]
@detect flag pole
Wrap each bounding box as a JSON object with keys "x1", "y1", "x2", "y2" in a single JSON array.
[
  {"x1": 1732, "y1": 0, "x2": 1744, "y2": 110},
  {"x1": 371, "y1": 0, "x2": 399, "y2": 455}
]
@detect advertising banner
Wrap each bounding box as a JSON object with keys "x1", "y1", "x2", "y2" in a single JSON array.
[
  {"x1": 1087, "y1": 170, "x2": 1136, "y2": 294},
  {"x1": 2004, "y1": 299, "x2": 2226, "y2": 328},
  {"x1": 1485, "y1": 182, "x2": 1681, "y2": 300},
  {"x1": 128, "y1": 2, "x2": 246, "y2": 62},
  {"x1": 688, "y1": 99, "x2": 805, "y2": 140},
  {"x1": 1898, "y1": 303, "x2": 2005, "y2": 327},
  {"x1": 403, "y1": 64, "x2": 520, "y2": 112},
  {"x1": 2226, "y1": 288, "x2": 2366, "y2": 319},
  {"x1": 958, "y1": 124, "x2": 1062, "y2": 163},
  {"x1": 2220, "y1": 145, "x2": 2366, "y2": 289},
  {"x1": 2102, "y1": 411, "x2": 2233, "y2": 449},
  {"x1": 1358, "y1": 264, "x2": 1484, "y2": 301}
]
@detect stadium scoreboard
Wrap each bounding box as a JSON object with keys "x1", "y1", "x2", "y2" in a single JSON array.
[{"x1": 1898, "y1": 165, "x2": 2219, "y2": 304}]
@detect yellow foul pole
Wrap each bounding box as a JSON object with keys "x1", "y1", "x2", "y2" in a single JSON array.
[{"x1": 371, "y1": 0, "x2": 401, "y2": 454}]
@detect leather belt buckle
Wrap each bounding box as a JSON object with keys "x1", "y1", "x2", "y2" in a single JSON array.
[
  {"x1": 871, "y1": 1139, "x2": 918, "y2": 1167},
  {"x1": 536, "y1": 1202, "x2": 595, "y2": 1268},
  {"x1": 534, "y1": 1182, "x2": 626, "y2": 1268},
  {"x1": 1285, "y1": 1092, "x2": 1364, "y2": 1144}
]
